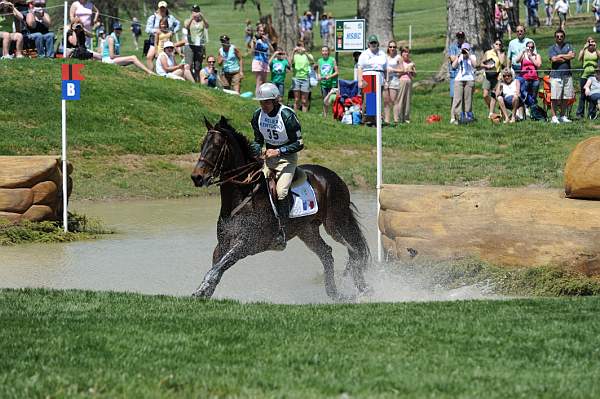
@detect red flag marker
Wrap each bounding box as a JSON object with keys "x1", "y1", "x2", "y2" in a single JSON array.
[{"x1": 61, "y1": 64, "x2": 85, "y2": 81}]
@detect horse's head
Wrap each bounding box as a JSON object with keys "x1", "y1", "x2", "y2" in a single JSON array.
[{"x1": 191, "y1": 117, "x2": 230, "y2": 187}]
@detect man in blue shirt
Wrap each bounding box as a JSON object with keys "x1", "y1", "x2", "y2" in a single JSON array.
[
  {"x1": 448, "y1": 31, "x2": 465, "y2": 103},
  {"x1": 507, "y1": 25, "x2": 533, "y2": 73},
  {"x1": 548, "y1": 29, "x2": 575, "y2": 123}
]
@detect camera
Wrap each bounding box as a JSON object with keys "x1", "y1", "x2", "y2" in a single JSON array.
[
  {"x1": 461, "y1": 49, "x2": 468, "y2": 55},
  {"x1": 255, "y1": 33, "x2": 261, "y2": 40},
  {"x1": 74, "y1": 23, "x2": 83, "y2": 30}
]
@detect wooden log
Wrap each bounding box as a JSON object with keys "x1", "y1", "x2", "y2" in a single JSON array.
[
  {"x1": 564, "y1": 136, "x2": 600, "y2": 199},
  {"x1": 0, "y1": 188, "x2": 33, "y2": 213},
  {"x1": 32, "y1": 181, "x2": 58, "y2": 205},
  {"x1": 0, "y1": 156, "x2": 60, "y2": 189},
  {"x1": 379, "y1": 185, "x2": 600, "y2": 275},
  {"x1": 22, "y1": 205, "x2": 55, "y2": 222}
]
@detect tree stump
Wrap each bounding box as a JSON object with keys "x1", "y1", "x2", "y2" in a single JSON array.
[
  {"x1": 0, "y1": 156, "x2": 72, "y2": 223},
  {"x1": 379, "y1": 185, "x2": 600, "y2": 275}
]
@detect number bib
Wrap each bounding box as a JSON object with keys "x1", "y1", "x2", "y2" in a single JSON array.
[{"x1": 258, "y1": 106, "x2": 290, "y2": 146}]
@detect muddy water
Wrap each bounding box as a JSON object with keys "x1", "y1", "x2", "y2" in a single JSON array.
[{"x1": 0, "y1": 192, "x2": 497, "y2": 304}]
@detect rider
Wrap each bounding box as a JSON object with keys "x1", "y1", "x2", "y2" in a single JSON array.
[{"x1": 250, "y1": 82, "x2": 304, "y2": 248}]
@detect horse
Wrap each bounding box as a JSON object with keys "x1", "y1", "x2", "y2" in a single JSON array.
[{"x1": 190, "y1": 116, "x2": 371, "y2": 300}]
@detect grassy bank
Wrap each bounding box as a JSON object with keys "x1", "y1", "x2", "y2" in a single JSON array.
[
  {"x1": 1, "y1": 289, "x2": 600, "y2": 398},
  {"x1": 2, "y1": 2, "x2": 600, "y2": 199}
]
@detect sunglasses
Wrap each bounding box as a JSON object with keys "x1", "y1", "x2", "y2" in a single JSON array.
[
  {"x1": 556, "y1": 35, "x2": 564, "y2": 39},
  {"x1": 388, "y1": 45, "x2": 397, "y2": 48},
  {"x1": 369, "y1": 41, "x2": 378, "y2": 45},
  {"x1": 208, "y1": 60, "x2": 215, "y2": 63},
  {"x1": 165, "y1": 47, "x2": 174, "y2": 50},
  {"x1": 495, "y1": 42, "x2": 502, "y2": 45}
]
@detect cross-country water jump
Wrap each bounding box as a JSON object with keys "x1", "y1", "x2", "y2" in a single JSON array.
[{"x1": 191, "y1": 83, "x2": 371, "y2": 300}]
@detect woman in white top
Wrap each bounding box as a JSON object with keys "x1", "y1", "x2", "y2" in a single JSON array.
[
  {"x1": 450, "y1": 42, "x2": 477, "y2": 124},
  {"x1": 495, "y1": 68, "x2": 521, "y2": 123},
  {"x1": 383, "y1": 40, "x2": 401, "y2": 125},
  {"x1": 584, "y1": 68, "x2": 600, "y2": 118},
  {"x1": 554, "y1": 0, "x2": 571, "y2": 31},
  {"x1": 156, "y1": 41, "x2": 195, "y2": 81}
]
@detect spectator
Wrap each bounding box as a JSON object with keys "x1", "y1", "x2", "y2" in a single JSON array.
[
  {"x1": 576, "y1": 0, "x2": 584, "y2": 13},
  {"x1": 450, "y1": 42, "x2": 477, "y2": 124},
  {"x1": 319, "y1": 14, "x2": 330, "y2": 49},
  {"x1": 500, "y1": 1, "x2": 513, "y2": 40},
  {"x1": 496, "y1": 68, "x2": 521, "y2": 123},
  {"x1": 448, "y1": 31, "x2": 466, "y2": 105},
  {"x1": 494, "y1": 1, "x2": 506, "y2": 41},
  {"x1": 299, "y1": 11, "x2": 314, "y2": 51},
  {"x1": 96, "y1": 25, "x2": 105, "y2": 54},
  {"x1": 516, "y1": 39, "x2": 541, "y2": 109},
  {"x1": 156, "y1": 40, "x2": 194, "y2": 81},
  {"x1": 131, "y1": 17, "x2": 141, "y2": 51},
  {"x1": 316, "y1": 45, "x2": 338, "y2": 117},
  {"x1": 327, "y1": 13, "x2": 335, "y2": 50},
  {"x1": 217, "y1": 34, "x2": 243, "y2": 93},
  {"x1": 357, "y1": 35, "x2": 387, "y2": 89},
  {"x1": 383, "y1": 40, "x2": 401, "y2": 125},
  {"x1": 66, "y1": 18, "x2": 99, "y2": 60},
  {"x1": 103, "y1": 23, "x2": 153, "y2": 75},
  {"x1": 291, "y1": 40, "x2": 314, "y2": 112},
  {"x1": 548, "y1": 29, "x2": 575, "y2": 123},
  {"x1": 269, "y1": 49, "x2": 290, "y2": 97},
  {"x1": 583, "y1": 68, "x2": 600, "y2": 119},
  {"x1": 397, "y1": 47, "x2": 415, "y2": 124},
  {"x1": 0, "y1": 1, "x2": 24, "y2": 59},
  {"x1": 544, "y1": 0, "x2": 554, "y2": 26},
  {"x1": 594, "y1": 0, "x2": 600, "y2": 30},
  {"x1": 25, "y1": 0, "x2": 53, "y2": 58},
  {"x1": 526, "y1": 0, "x2": 540, "y2": 33},
  {"x1": 577, "y1": 37, "x2": 600, "y2": 119},
  {"x1": 200, "y1": 55, "x2": 220, "y2": 87},
  {"x1": 507, "y1": 25, "x2": 532, "y2": 73},
  {"x1": 352, "y1": 51, "x2": 361, "y2": 81},
  {"x1": 243, "y1": 19, "x2": 253, "y2": 55},
  {"x1": 251, "y1": 23, "x2": 273, "y2": 93},
  {"x1": 482, "y1": 39, "x2": 506, "y2": 117},
  {"x1": 145, "y1": 1, "x2": 180, "y2": 70},
  {"x1": 183, "y1": 4, "x2": 209, "y2": 82},
  {"x1": 69, "y1": 0, "x2": 98, "y2": 49},
  {"x1": 505, "y1": 0, "x2": 517, "y2": 32},
  {"x1": 553, "y1": 0, "x2": 570, "y2": 31},
  {"x1": 154, "y1": 18, "x2": 172, "y2": 58}
]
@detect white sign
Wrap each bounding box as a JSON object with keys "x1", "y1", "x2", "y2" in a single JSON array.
[{"x1": 335, "y1": 19, "x2": 366, "y2": 52}]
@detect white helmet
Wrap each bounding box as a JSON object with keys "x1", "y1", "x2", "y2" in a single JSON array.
[{"x1": 254, "y1": 83, "x2": 280, "y2": 101}]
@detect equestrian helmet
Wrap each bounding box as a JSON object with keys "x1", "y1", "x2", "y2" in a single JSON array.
[{"x1": 254, "y1": 83, "x2": 280, "y2": 101}]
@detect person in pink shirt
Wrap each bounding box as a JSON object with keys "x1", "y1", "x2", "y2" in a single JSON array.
[
  {"x1": 69, "y1": 0, "x2": 98, "y2": 48},
  {"x1": 516, "y1": 39, "x2": 542, "y2": 108},
  {"x1": 396, "y1": 47, "x2": 416, "y2": 123}
]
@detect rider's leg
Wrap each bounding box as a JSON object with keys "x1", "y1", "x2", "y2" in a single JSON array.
[{"x1": 266, "y1": 153, "x2": 298, "y2": 247}]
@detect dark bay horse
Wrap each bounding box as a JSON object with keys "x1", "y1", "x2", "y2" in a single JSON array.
[{"x1": 191, "y1": 116, "x2": 371, "y2": 300}]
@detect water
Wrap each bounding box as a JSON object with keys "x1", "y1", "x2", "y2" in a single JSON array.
[{"x1": 0, "y1": 192, "x2": 498, "y2": 304}]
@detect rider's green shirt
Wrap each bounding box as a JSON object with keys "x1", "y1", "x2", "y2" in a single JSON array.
[{"x1": 250, "y1": 104, "x2": 303, "y2": 157}]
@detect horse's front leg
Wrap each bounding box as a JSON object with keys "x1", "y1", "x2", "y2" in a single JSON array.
[{"x1": 192, "y1": 241, "x2": 244, "y2": 298}]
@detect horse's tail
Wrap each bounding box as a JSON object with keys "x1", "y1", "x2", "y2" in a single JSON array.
[{"x1": 345, "y1": 201, "x2": 372, "y2": 272}]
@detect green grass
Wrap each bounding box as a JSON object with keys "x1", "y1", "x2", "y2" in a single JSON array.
[
  {"x1": 1, "y1": 289, "x2": 600, "y2": 398},
  {"x1": 2, "y1": 1, "x2": 598, "y2": 200}
]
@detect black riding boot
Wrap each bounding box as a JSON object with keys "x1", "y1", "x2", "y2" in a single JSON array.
[{"x1": 273, "y1": 197, "x2": 289, "y2": 250}]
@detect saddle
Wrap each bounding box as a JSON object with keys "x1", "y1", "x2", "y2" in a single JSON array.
[{"x1": 266, "y1": 167, "x2": 307, "y2": 202}]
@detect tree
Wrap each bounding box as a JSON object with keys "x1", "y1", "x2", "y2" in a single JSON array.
[
  {"x1": 273, "y1": 0, "x2": 299, "y2": 53},
  {"x1": 355, "y1": 0, "x2": 395, "y2": 46},
  {"x1": 308, "y1": 0, "x2": 324, "y2": 16},
  {"x1": 438, "y1": 0, "x2": 496, "y2": 80}
]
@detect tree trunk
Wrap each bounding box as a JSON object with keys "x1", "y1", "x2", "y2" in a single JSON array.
[
  {"x1": 366, "y1": 0, "x2": 395, "y2": 46},
  {"x1": 437, "y1": 0, "x2": 496, "y2": 81},
  {"x1": 309, "y1": 0, "x2": 324, "y2": 16},
  {"x1": 357, "y1": 0, "x2": 369, "y2": 19},
  {"x1": 273, "y1": 0, "x2": 299, "y2": 53}
]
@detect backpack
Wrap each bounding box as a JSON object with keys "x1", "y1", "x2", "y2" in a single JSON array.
[{"x1": 529, "y1": 104, "x2": 547, "y2": 121}]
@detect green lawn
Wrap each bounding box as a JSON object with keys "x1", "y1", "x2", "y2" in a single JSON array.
[{"x1": 1, "y1": 289, "x2": 600, "y2": 398}]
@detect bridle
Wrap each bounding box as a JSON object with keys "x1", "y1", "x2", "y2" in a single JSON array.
[{"x1": 199, "y1": 129, "x2": 263, "y2": 186}]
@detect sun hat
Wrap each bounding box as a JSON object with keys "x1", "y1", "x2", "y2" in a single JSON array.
[
  {"x1": 191, "y1": 4, "x2": 200, "y2": 12},
  {"x1": 456, "y1": 31, "x2": 465, "y2": 38},
  {"x1": 163, "y1": 41, "x2": 175, "y2": 49},
  {"x1": 158, "y1": 1, "x2": 168, "y2": 8},
  {"x1": 367, "y1": 34, "x2": 379, "y2": 44},
  {"x1": 254, "y1": 83, "x2": 280, "y2": 101},
  {"x1": 220, "y1": 35, "x2": 230, "y2": 43},
  {"x1": 461, "y1": 42, "x2": 471, "y2": 50},
  {"x1": 112, "y1": 22, "x2": 123, "y2": 31}
]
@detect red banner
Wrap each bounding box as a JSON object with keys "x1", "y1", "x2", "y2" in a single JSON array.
[{"x1": 61, "y1": 64, "x2": 85, "y2": 81}]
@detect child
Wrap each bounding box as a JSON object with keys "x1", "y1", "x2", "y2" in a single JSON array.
[
  {"x1": 244, "y1": 19, "x2": 253, "y2": 55},
  {"x1": 131, "y1": 17, "x2": 142, "y2": 51},
  {"x1": 154, "y1": 17, "x2": 173, "y2": 55},
  {"x1": 316, "y1": 46, "x2": 339, "y2": 117},
  {"x1": 397, "y1": 47, "x2": 416, "y2": 123},
  {"x1": 269, "y1": 50, "x2": 290, "y2": 97}
]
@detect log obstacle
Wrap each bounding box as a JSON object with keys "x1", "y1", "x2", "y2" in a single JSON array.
[
  {"x1": 379, "y1": 184, "x2": 600, "y2": 275},
  {"x1": 564, "y1": 136, "x2": 600, "y2": 200},
  {"x1": 0, "y1": 156, "x2": 72, "y2": 223}
]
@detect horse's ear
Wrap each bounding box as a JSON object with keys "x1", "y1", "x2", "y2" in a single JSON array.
[
  {"x1": 219, "y1": 115, "x2": 228, "y2": 127},
  {"x1": 204, "y1": 116, "x2": 213, "y2": 131}
]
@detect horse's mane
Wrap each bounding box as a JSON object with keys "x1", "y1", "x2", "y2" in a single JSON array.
[{"x1": 214, "y1": 116, "x2": 254, "y2": 162}]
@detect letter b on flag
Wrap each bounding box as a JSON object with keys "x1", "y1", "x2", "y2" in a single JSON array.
[{"x1": 62, "y1": 80, "x2": 81, "y2": 100}]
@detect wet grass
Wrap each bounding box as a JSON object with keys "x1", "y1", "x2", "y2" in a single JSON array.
[
  {"x1": 1, "y1": 288, "x2": 600, "y2": 398},
  {"x1": 0, "y1": 213, "x2": 112, "y2": 246}
]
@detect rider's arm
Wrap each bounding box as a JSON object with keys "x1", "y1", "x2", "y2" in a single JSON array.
[
  {"x1": 250, "y1": 109, "x2": 264, "y2": 157},
  {"x1": 279, "y1": 108, "x2": 304, "y2": 155}
]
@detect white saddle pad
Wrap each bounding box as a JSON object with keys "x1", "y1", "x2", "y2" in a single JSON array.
[{"x1": 289, "y1": 180, "x2": 318, "y2": 218}]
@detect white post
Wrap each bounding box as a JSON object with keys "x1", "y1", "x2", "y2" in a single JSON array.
[
  {"x1": 409, "y1": 25, "x2": 412, "y2": 49},
  {"x1": 62, "y1": 1, "x2": 68, "y2": 232},
  {"x1": 588, "y1": 0, "x2": 591, "y2": 13},
  {"x1": 375, "y1": 74, "x2": 383, "y2": 263}
]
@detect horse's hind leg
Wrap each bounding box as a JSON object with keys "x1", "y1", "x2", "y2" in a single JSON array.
[{"x1": 297, "y1": 224, "x2": 340, "y2": 300}]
